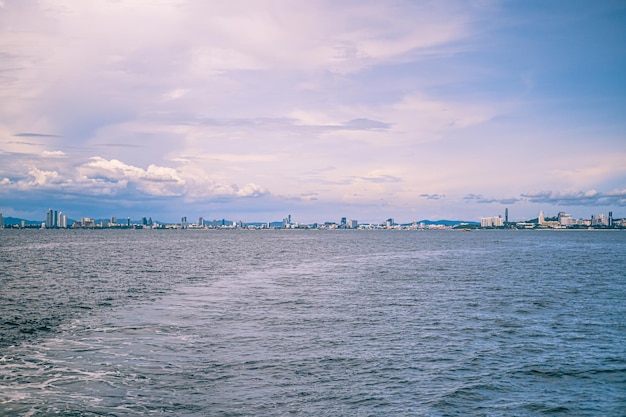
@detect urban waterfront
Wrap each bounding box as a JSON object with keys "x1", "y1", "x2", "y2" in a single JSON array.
[
  {"x1": 1, "y1": 207, "x2": 624, "y2": 230},
  {"x1": 1, "y1": 229, "x2": 625, "y2": 416}
]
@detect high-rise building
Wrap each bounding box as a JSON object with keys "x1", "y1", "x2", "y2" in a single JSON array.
[
  {"x1": 481, "y1": 216, "x2": 504, "y2": 227},
  {"x1": 283, "y1": 215, "x2": 292, "y2": 228},
  {"x1": 45, "y1": 209, "x2": 66, "y2": 228},
  {"x1": 46, "y1": 209, "x2": 54, "y2": 228},
  {"x1": 558, "y1": 211, "x2": 573, "y2": 226},
  {"x1": 609, "y1": 211, "x2": 614, "y2": 227},
  {"x1": 538, "y1": 211, "x2": 545, "y2": 225},
  {"x1": 58, "y1": 212, "x2": 67, "y2": 228},
  {"x1": 505, "y1": 208, "x2": 508, "y2": 223},
  {"x1": 0, "y1": 212, "x2": 3, "y2": 229}
]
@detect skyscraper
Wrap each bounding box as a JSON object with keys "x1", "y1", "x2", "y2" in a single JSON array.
[
  {"x1": 505, "y1": 208, "x2": 508, "y2": 223},
  {"x1": 46, "y1": 209, "x2": 55, "y2": 228},
  {"x1": 58, "y1": 212, "x2": 67, "y2": 228}
]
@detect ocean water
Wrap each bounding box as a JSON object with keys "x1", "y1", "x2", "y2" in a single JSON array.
[{"x1": 1, "y1": 229, "x2": 625, "y2": 416}]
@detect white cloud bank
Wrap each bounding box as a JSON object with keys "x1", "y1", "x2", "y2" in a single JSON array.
[{"x1": 0, "y1": 155, "x2": 268, "y2": 200}]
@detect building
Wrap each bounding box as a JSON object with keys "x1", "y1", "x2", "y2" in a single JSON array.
[
  {"x1": 481, "y1": 216, "x2": 504, "y2": 228},
  {"x1": 45, "y1": 209, "x2": 67, "y2": 228},
  {"x1": 538, "y1": 211, "x2": 545, "y2": 225},
  {"x1": 0, "y1": 212, "x2": 3, "y2": 229},
  {"x1": 591, "y1": 214, "x2": 607, "y2": 226},
  {"x1": 58, "y1": 212, "x2": 67, "y2": 228},
  {"x1": 46, "y1": 209, "x2": 54, "y2": 228},
  {"x1": 283, "y1": 215, "x2": 292, "y2": 228},
  {"x1": 72, "y1": 217, "x2": 96, "y2": 228},
  {"x1": 558, "y1": 211, "x2": 573, "y2": 226}
]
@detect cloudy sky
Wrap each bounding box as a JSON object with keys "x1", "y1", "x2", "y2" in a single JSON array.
[{"x1": 1, "y1": 0, "x2": 625, "y2": 223}]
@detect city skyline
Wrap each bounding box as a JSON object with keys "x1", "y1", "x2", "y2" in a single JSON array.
[
  {"x1": 1, "y1": 1, "x2": 625, "y2": 223},
  {"x1": 1, "y1": 206, "x2": 622, "y2": 230}
]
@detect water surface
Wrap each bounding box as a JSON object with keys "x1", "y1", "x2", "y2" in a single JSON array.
[{"x1": 1, "y1": 229, "x2": 625, "y2": 415}]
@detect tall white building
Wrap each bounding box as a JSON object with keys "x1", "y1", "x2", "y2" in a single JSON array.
[
  {"x1": 58, "y1": 212, "x2": 67, "y2": 228},
  {"x1": 538, "y1": 210, "x2": 545, "y2": 225},
  {"x1": 558, "y1": 211, "x2": 573, "y2": 226},
  {"x1": 481, "y1": 216, "x2": 504, "y2": 227}
]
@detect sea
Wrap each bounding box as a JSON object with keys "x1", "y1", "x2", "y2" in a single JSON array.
[{"x1": 1, "y1": 229, "x2": 625, "y2": 416}]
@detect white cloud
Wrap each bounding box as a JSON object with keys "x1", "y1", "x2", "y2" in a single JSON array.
[
  {"x1": 41, "y1": 150, "x2": 66, "y2": 157},
  {"x1": 26, "y1": 168, "x2": 62, "y2": 187}
]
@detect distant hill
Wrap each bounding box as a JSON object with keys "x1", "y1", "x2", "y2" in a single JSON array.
[{"x1": 2, "y1": 217, "x2": 43, "y2": 226}]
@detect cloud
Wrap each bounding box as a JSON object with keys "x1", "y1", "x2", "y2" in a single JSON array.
[
  {"x1": 14, "y1": 132, "x2": 62, "y2": 138},
  {"x1": 0, "y1": 154, "x2": 270, "y2": 201},
  {"x1": 27, "y1": 168, "x2": 62, "y2": 187},
  {"x1": 41, "y1": 150, "x2": 66, "y2": 157},
  {"x1": 354, "y1": 173, "x2": 402, "y2": 183},
  {"x1": 521, "y1": 190, "x2": 626, "y2": 207},
  {"x1": 332, "y1": 118, "x2": 392, "y2": 131},
  {"x1": 420, "y1": 193, "x2": 445, "y2": 200},
  {"x1": 463, "y1": 194, "x2": 520, "y2": 204}
]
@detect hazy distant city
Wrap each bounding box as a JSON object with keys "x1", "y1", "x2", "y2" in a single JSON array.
[{"x1": 0, "y1": 208, "x2": 623, "y2": 230}]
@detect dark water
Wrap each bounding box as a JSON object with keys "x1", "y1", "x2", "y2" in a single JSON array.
[{"x1": 1, "y1": 229, "x2": 625, "y2": 416}]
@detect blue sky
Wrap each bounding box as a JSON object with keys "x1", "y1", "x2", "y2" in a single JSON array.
[{"x1": 1, "y1": 0, "x2": 625, "y2": 223}]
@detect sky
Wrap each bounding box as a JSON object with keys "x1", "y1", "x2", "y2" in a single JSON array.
[{"x1": 1, "y1": 0, "x2": 625, "y2": 224}]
